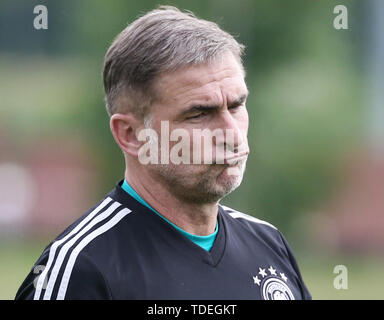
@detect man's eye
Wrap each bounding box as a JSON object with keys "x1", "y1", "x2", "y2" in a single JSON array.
[
  {"x1": 187, "y1": 113, "x2": 205, "y2": 120},
  {"x1": 229, "y1": 104, "x2": 243, "y2": 111}
]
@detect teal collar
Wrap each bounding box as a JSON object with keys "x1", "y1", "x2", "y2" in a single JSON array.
[{"x1": 121, "y1": 179, "x2": 218, "y2": 251}]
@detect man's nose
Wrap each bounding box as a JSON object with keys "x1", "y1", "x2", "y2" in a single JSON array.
[{"x1": 215, "y1": 110, "x2": 247, "y2": 153}]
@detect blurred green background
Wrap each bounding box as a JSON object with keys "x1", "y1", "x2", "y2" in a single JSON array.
[{"x1": 1, "y1": 0, "x2": 384, "y2": 299}]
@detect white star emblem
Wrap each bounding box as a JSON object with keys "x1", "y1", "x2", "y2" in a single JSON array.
[
  {"x1": 268, "y1": 266, "x2": 277, "y2": 276},
  {"x1": 253, "y1": 276, "x2": 261, "y2": 286},
  {"x1": 258, "y1": 267, "x2": 267, "y2": 278},
  {"x1": 280, "y1": 273, "x2": 288, "y2": 282}
]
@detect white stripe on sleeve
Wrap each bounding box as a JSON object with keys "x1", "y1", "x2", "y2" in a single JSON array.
[
  {"x1": 56, "y1": 208, "x2": 131, "y2": 300},
  {"x1": 43, "y1": 200, "x2": 122, "y2": 300},
  {"x1": 33, "y1": 197, "x2": 113, "y2": 300}
]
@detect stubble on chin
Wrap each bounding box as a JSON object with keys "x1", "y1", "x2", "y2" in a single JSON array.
[{"x1": 149, "y1": 160, "x2": 246, "y2": 204}]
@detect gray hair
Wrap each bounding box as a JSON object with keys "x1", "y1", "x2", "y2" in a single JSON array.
[{"x1": 103, "y1": 5, "x2": 245, "y2": 119}]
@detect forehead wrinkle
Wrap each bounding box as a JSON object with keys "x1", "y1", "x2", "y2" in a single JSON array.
[
  {"x1": 184, "y1": 90, "x2": 223, "y2": 110},
  {"x1": 160, "y1": 71, "x2": 244, "y2": 108},
  {"x1": 152, "y1": 53, "x2": 246, "y2": 116},
  {"x1": 182, "y1": 66, "x2": 241, "y2": 90},
  {"x1": 156, "y1": 55, "x2": 244, "y2": 100}
]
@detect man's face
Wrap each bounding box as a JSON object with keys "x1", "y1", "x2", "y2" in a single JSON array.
[{"x1": 142, "y1": 52, "x2": 249, "y2": 204}]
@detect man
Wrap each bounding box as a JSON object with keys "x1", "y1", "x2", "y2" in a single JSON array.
[{"x1": 16, "y1": 6, "x2": 311, "y2": 300}]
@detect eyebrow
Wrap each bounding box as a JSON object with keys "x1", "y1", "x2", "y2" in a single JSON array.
[
  {"x1": 180, "y1": 93, "x2": 248, "y2": 117},
  {"x1": 228, "y1": 94, "x2": 248, "y2": 108}
]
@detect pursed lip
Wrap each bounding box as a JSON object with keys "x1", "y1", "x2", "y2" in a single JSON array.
[
  {"x1": 224, "y1": 154, "x2": 248, "y2": 165},
  {"x1": 215, "y1": 149, "x2": 249, "y2": 165}
]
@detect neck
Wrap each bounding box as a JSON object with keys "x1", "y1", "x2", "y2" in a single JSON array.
[{"x1": 124, "y1": 167, "x2": 218, "y2": 236}]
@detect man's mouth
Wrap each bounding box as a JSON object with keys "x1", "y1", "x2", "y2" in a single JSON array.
[{"x1": 222, "y1": 149, "x2": 249, "y2": 165}]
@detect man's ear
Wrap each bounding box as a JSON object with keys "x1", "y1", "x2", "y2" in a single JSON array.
[{"x1": 110, "y1": 113, "x2": 143, "y2": 157}]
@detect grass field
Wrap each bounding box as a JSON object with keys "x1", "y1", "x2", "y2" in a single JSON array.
[{"x1": 1, "y1": 239, "x2": 383, "y2": 300}]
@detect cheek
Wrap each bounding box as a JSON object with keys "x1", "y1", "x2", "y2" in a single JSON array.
[{"x1": 236, "y1": 109, "x2": 249, "y2": 134}]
